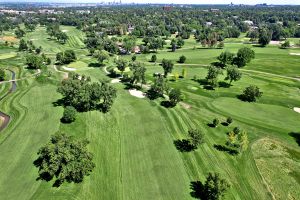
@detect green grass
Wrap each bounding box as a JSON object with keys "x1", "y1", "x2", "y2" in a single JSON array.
[{"x1": 0, "y1": 27, "x2": 300, "y2": 200}]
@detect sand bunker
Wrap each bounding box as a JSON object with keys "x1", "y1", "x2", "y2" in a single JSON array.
[
  {"x1": 269, "y1": 41, "x2": 280, "y2": 45},
  {"x1": 62, "y1": 66, "x2": 76, "y2": 71},
  {"x1": 62, "y1": 30, "x2": 69, "y2": 32},
  {"x1": 180, "y1": 102, "x2": 191, "y2": 109},
  {"x1": 290, "y1": 53, "x2": 300, "y2": 56},
  {"x1": 111, "y1": 79, "x2": 120, "y2": 83},
  {"x1": 293, "y1": 107, "x2": 300, "y2": 113},
  {"x1": 129, "y1": 89, "x2": 145, "y2": 98}
]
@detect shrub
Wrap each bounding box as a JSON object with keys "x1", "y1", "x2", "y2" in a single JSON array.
[
  {"x1": 213, "y1": 118, "x2": 220, "y2": 127},
  {"x1": 226, "y1": 117, "x2": 233, "y2": 125},
  {"x1": 178, "y1": 55, "x2": 186, "y2": 63},
  {"x1": 62, "y1": 106, "x2": 77, "y2": 123}
]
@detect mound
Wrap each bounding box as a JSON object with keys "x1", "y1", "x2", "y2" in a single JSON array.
[{"x1": 128, "y1": 89, "x2": 145, "y2": 98}]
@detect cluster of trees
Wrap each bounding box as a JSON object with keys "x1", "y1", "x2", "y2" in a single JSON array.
[
  {"x1": 34, "y1": 133, "x2": 95, "y2": 187},
  {"x1": 57, "y1": 73, "x2": 117, "y2": 112},
  {"x1": 226, "y1": 128, "x2": 249, "y2": 153},
  {"x1": 170, "y1": 37, "x2": 185, "y2": 52},
  {"x1": 19, "y1": 39, "x2": 43, "y2": 55},
  {"x1": 15, "y1": 27, "x2": 26, "y2": 38},
  {"x1": 191, "y1": 172, "x2": 230, "y2": 200},
  {"x1": 56, "y1": 50, "x2": 76, "y2": 65},
  {"x1": 0, "y1": 69, "x2": 5, "y2": 81},
  {"x1": 240, "y1": 85, "x2": 263, "y2": 102},
  {"x1": 25, "y1": 53, "x2": 51, "y2": 69},
  {"x1": 217, "y1": 47, "x2": 255, "y2": 68},
  {"x1": 46, "y1": 23, "x2": 68, "y2": 44}
]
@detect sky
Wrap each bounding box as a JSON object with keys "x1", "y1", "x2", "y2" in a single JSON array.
[{"x1": 1, "y1": 0, "x2": 299, "y2": 5}]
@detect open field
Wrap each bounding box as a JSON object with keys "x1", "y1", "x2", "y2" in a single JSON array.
[{"x1": 0, "y1": 25, "x2": 300, "y2": 200}]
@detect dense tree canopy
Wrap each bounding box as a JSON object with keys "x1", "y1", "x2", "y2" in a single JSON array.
[{"x1": 34, "y1": 133, "x2": 95, "y2": 187}]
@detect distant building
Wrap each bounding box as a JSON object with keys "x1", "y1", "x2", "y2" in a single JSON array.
[{"x1": 163, "y1": 6, "x2": 172, "y2": 11}]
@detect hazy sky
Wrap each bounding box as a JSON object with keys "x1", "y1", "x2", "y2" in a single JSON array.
[{"x1": 2, "y1": 0, "x2": 299, "y2": 5}]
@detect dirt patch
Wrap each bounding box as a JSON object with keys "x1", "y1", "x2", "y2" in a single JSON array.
[
  {"x1": 111, "y1": 79, "x2": 120, "y2": 83},
  {"x1": 293, "y1": 107, "x2": 300, "y2": 113},
  {"x1": 129, "y1": 89, "x2": 145, "y2": 98},
  {"x1": 62, "y1": 66, "x2": 76, "y2": 71},
  {"x1": 179, "y1": 102, "x2": 191, "y2": 109},
  {"x1": 0, "y1": 36, "x2": 18, "y2": 43},
  {"x1": 290, "y1": 53, "x2": 300, "y2": 56}
]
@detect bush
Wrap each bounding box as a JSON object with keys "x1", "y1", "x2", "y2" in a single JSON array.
[
  {"x1": 233, "y1": 127, "x2": 240, "y2": 135},
  {"x1": 226, "y1": 117, "x2": 233, "y2": 125},
  {"x1": 61, "y1": 106, "x2": 77, "y2": 123},
  {"x1": 240, "y1": 85, "x2": 262, "y2": 102},
  {"x1": 150, "y1": 54, "x2": 157, "y2": 62},
  {"x1": 178, "y1": 55, "x2": 186, "y2": 63}
]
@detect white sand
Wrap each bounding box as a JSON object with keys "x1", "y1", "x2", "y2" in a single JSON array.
[
  {"x1": 111, "y1": 79, "x2": 120, "y2": 83},
  {"x1": 62, "y1": 30, "x2": 68, "y2": 32},
  {"x1": 290, "y1": 53, "x2": 300, "y2": 56},
  {"x1": 269, "y1": 41, "x2": 280, "y2": 45},
  {"x1": 129, "y1": 89, "x2": 145, "y2": 98},
  {"x1": 62, "y1": 66, "x2": 76, "y2": 71},
  {"x1": 179, "y1": 102, "x2": 191, "y2": 109},
  {"x1": 293, "y1": 107, "x2": 300, "y2": 113}
]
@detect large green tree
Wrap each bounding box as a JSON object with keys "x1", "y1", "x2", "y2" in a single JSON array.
[
  {"x1": 233, "y1": 47, "x2": 255, "y2": 68},
  {"x1": 34, "y1": 133, "x2": 95, "y2": 187},
  {"x1": 161, "y1": 59, "x2": 174, "y2": 78}
]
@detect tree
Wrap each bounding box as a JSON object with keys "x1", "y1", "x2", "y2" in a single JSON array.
[
  {"x1": 205, "y1": 66, "x2": 222, "y2": 88},
  {"x1": 171, "y1": 38, "x2": 177, "y2": 52},
  {"x1": 34, "y1": 133, "x2": 95, "y2": 187},
  {"x1": 238, "y1": 131, "x2": 249, "y2": 152},
  {"x1": 0, "y1": 69, "x2": 5, "y2": 81},
  {"x1": 281, "y1": 40, "x2": 290, "y2": 49},
  {"x1": 213, "y1": 118, "x2": 220, "y2": 127},
  {"x1": 178, "y1": 55, "x2": 186, "y2": 63},
  {"x1": 130, "y1": 62, "x2": 146, "y2": 87},
  {"x1": 217, "y1": 51, "x2": 234, "y2": 68},
  {"x1": 226, "y1": 66, "x2": 242, "y2": 85},
  {"x1": 131, "y1": 55, "x2": 137, "y2": 62},
  {"x1": 151, "y1": 54, "x2": 157, "y2": 63},
  {"x1": 241, "y1": 85, "x2": 262, "y2": 102},
  {"x1": 94, "y1": 50, "x2": 109, "y2": 65},
  {"x1": 15, "y1": 28, "x2": 25, "y2": 38},
  {"x1": 57, "y1": 73, "x2": 117, "y2": 112},
  {"x1": 57, "y1": 32, "x2": 68, "y2": 44},
  {"x1": 147, "y1": 76, "x2": 168, "y2": 100},
  {"x1": 182, "y1": 68, "x2": 187, "y2": 78},
  {"x1": 202, "y1": 173, "x2": 230, "y2": 200},
  {"x1": 226, "y1": 117, "x2": 233, "y2": 125},
  {"x1": 56, "y1": 50, "x2": 76, "y2": 65},
  {"x1": 188, "y1": 129, "x2": 204, "y2": 148},
  {"x1": 177, "y1": 37, "x2": 185, "y2": 48},
  {"x1": 232, "y1": 47, "x2": 255, "y2": 68},
  {"x1": 258, "y1": 29, "x2": 271, "y2": 47},
  {"x1": 115, "y1": 58, "x2": 127, "y2": 76},
  {"x1": 25, "y1": 54, "x2": 44, "y2": 69},
  {"x1": 169, "y1": 88, "x2": 182, "y2": 106},
  {"x1": 61, "y1": 106, "x2": 77, "y2": 123},
  {"x1": 19, "y1": 39, "x2": 28, "y2": 51},
  {"x1": 123, "y1": 36, "x2": 136, "y2": 53},
  {"x1": 161, "y1": 59, "x2": 174, "y2": 78}
]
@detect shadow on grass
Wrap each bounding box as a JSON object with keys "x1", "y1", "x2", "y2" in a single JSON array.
[
  {"x1": 289, "y1": 132, "x2": 300, "y2": 146},
  {"x1": 213, "y1": 144, "x2": 239, "y2": 155},
  {"x1": 52, "y1": 99, "x2": 65, "y2": 107},
  {"x1": 196, "y1": 79, "x2": 215, "y2": 90},
  {"x1": 161, "y1": 101, "x2": 174, "y2": 108},
  {"x1": 190, "y1": 181, "x2": 204, "y2": 199},
  {"x1": 174, "y1": 139, "x2": 195, "y2": 152},
  {"x1": 219, "y1": 81, "x2": 231, "y2": 88},
  {"x1": 207, "y1": 123, "x2": 216, "y2": 128},
  {"x1": 88, "y1": 62, "x2": 102, "y2": 68},
  {"x1": 221, "y1": 122, "x2": 229, "y2": 126}
]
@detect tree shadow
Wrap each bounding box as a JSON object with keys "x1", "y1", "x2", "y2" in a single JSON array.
[
  {"x1": 88, "y1": 62, "x2": 102, "y2": 68},
  {"x1": 289, "y1": 132, "x2": 300, "y2": 146},
  {"x1": 218, "y1": 81, "x2": 231, "y2": 88},
  {"x1": 52, "y1": 98, "x2": 65, "y2": 107},
  {"x1": 211, "y1": 61, "x2": 224, "y2": 68},
  {"x1": 174, "y1": 139, "x2": 195, "y2": 152},
  {"x1": 252, "y1": 44, "x2": 266, "y2": 48},
  {"x1": 160, "y1": 100, "x2": 174, "y2": 108},
  {"x1": 190, "y1": 181, "x2": 204, "y2": 199},
  {"x1": 197, "y1": 79, "x2": 215, "y2": 90},
  {"x1": 213, "y1": 144, "x2": 239, "y2": 155},
  {"x1": 221, "y1": 122, "x2": 229, "y2": 126},
  {"x1": 207, "y1": 123, "x2": 216, "y2": 128}
]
